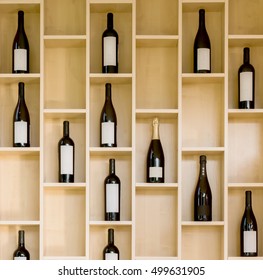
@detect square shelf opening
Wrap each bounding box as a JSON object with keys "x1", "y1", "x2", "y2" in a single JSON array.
[
  {"x1": 228, "y1": 188, "x2": 263, "y2": 258},
  {"x1": 89, "y1": 225, "x2": 131, "y2": 260},
  {"x1": 135, "y1": 188, "x2": 178, "y2": 258},
  {"x1": 89, "y1": 154, "x2": 132, "y2": 222},
  {"x1": 182, "y1": 152, "x2": 224, "y2": 222},
  {"x1": 43, "y1": 188, "x2": 86, "y2": 257}
]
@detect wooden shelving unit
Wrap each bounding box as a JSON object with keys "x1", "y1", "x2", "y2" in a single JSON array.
[{"x1": 0, "y1": 0, "x2": 262, "y2": 260}]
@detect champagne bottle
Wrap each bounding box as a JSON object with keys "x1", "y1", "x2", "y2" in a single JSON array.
[
  {"x1": 12, "y1": 10, "x2": 29, "y2": 73},
  {"x1": 103, "y1": 228, "x2": 119, "y2": 260},
  {"x1": 13, "y1": 82, "x2": 30, "y2": 147},
  {"x1": 102, "y1": 12, "x2": 118, "y2": 73},
  {"x1": 13, "y1": 230, "x2": 30, "y2": 260},
  {"x1": 238, "y1": 47, "x2": 255, "y2": 109},
  {"x1": 100, "y1": 83, "x2": 117, "y2": 147},
  {"x1": 240, "y1": 190, "x2": 258, "y2": 256},
  {"x1": 194, "y1": 155, "x2": 212, "y2": 221},
  {"x1": 104, "y1": 159, "x2": 120, "y2": 221},
  {"x1": 194, "y1": 9, "x2": 211, "y2": 73},
  {"x1": 58, "y1": 121, "x2": 75, "y2": 183},
  {"x1": 146, "y1": 117, "x2": 165, "y2": 183}
]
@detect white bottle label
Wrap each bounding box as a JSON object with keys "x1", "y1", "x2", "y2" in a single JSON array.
[
  {"x1": 197, "y1": 48, "x2": 210, "y2": 71},
  {"x1": 15, "y1": 121, "x2": 28, "y2": 144},
  {"x1": 243, "y1": 231, "x2": 257, "y2": 253},
  {"x1": 149, "y1": 167, "x2": 163, "y2": 178},
  {"x1": 14, "y1": 49, "x2": 27, "y2": 71},
  {"x1": 103, "y1": 37, "x2": 117, "y2": 66},
  {"x1": 106, "y1": 183, "x2": 119, "y2": 213},
  {"x1": 105, "y1": 253, "x2": 118, "y2": 260},
  {"x1": 14, "y1": 257, "x2": 27, "y2": 260},
  {"x1": 102, "y1": 122, "x2": 115, "y2": 145},
  {"x1": 60, "y1": 145, "x2": 73, "y2": 175},
  {"x1": 240, "y1": 72, "x2": 253, "y2": 102}
]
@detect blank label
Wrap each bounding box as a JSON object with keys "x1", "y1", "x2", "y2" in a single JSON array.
[
  {"x1": 102, "y1": 122, "x2": 115, "y2": 145},
  {"x1": 60, "y1": 145, "x2": 73, "y2": 175},
  {"x1": 197, "y1": 48, "x2": 210, "y2": 71},
  {"x1": 105, "y1": 253, "x2": 118, "y2": 260},
  {"x1": 240, "y1": 72, "x2": 253, "y2": 101},
  {"x1": 106, "y1": 183, "x2": 119, "y2": 213},
  {"x1": 244, "y1": 231, "x2": 257, "y2": 253},
  {"x1": 15, "y1": 121, "x2": 27, "y2": 144},
  {"x1": 14, "y1": 49, "x2": 27, "y2": 71},
  {"x1": 104, "y1": 37, "x2": 116, "y2": 66},
  {"x1": 149, "y1": 167, "x2": 163, "y2": 178}
]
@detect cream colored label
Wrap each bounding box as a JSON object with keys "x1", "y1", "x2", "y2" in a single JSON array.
[
  {"x1": 102, "y1": 122, "x2": 115, "y2": 144},
  {"x1": 149, "y1": 167, "x2": 163, "y2": 178},
  {"x1": 14, "y1": 49, "x2": 27, "y2": 71},
  {"x1": 240, "y1": 72, "x2": 253, "y2": 101},
  {"x1": 15, "y1": 121, "x2": 28, "y2": 144},
  {"x1": 105, "y1": 253, "x2": 118, "y2": 260},
  {"x1": 244, "y1": 231, "x2": 257, "y2": 253},
  {"x1": 106, "y1": 183, "x2": 119, "y2": 213},
  {"x1": 14, "y1": 257, "x2": 27, "y2": 260},
  {"x1": 104, "y1": 37, "x2": 117, "y2": 66},
  {"x1": 60, "y1": 145, "x2": 73, "y2": 175},
  {"x1": 197, "y1": 48, "x2": 210, "y2": 71}
]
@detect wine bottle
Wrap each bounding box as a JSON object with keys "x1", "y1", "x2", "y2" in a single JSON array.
[
  {"x1": 104, "y1": 159, "x2": 120, "y2": 221},
  {"x1": 238, "y1": 47, "x2": 255, "y2": 109},
  {"x1": 103, "y1": 228, "x2": 119, "y2": 260},
  {"x1": 146, "y1": 117, "x2": 165, "y2": 183},
  {"x1": 13, "y1": 230, "x2": 30, "y2": 260},
  {"x1": 240, "y1": 190, "x2": 258, "y2": 256},
  {"x1": 13, "y1": 82, "x2": 30, "y2": 147},
  {"x1": 194, "y1": 9, "x2": 211, "y2": 73},
  {"x1": 102, "y1": 12, "x2": 118, "y2": 73},
  {"x1": 100, "y1": 83, "x2": 117, "y2": 147},
  {"x1": 194, "y1": 155, "x2": 212, "y2": 221},
  {"x1": 58, "y1": 121, "x2": 75, "y2": 183},
  {"x1": 12, "y1": 10, "x2": 29, "y2": 73}
]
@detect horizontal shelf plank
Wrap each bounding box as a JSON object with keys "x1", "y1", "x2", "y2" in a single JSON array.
[
  {"x1": 0, "y1": 2, "x2": 40, "y2": 13},
  {"x1": 181, "y1": 221, "x2": 225, "y2": 226},
  {"x1": 136, "y1": 183, "x2": 178, "y2": 190},
  {"x1": 228, "y1": 183, "x2": 263, "y2": 189},
  {"x1": 228, "y1": 35, "x2": 263, "y2": 47},
  {"x1": 42, "y1": 256, "x2": 87, "y2": 260},
  {"x1": 182, "y1": 147, "x2": 225, "y2": 154},
  {"x1": 228, "y1": 109, "x2": 263, "y2": 119},
  {"x1": 89, "y1": 221, "x2": 132, "y2": 226},
  {"x1": 44, "y1": 35, "x2": 86, "y2": 48},
  {"x1": 136, "y1": 35, "x2": 178, "y2": 47},
  {"x1": 135, "y1": 256, "x2": 179, "y2": 260},
  {"x1": 228, "y1": 256, "x2": 263, "y2": 260},
  {"x1": 89, "y1": 73, "x2": 132, "y2": 84},
  {"x1": 90, "y1": 1, "x2": 132, "y2": 13},
  {"x1": 136, "y1": 109, "x2": 178, "y2": 119},
  {"x1": 0, "y1": 74, "x2": 40, "y2": 84},
  {"x1": 0, "y1": 147, "x2": 40, "y2": 155},
  {"x1": 182, "y1": 73, "x2": 225, "y2": 84},
  {"x1": 43, "y1": 183, "x2": 86, "y2": 189},
  {"x1": 0, "y1": 221, "x2": 40, "y2": 226},
  {"x1": 89, "y1": 147, "x2": 132, "y2": 156},
  {"x1": 44, "y1": 109, "x2": 86, "y2": 119}
]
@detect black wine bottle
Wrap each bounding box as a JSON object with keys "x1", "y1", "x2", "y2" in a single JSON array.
[
  {"x1": 13, "y1": 230, "x2": 30, "y2": 260},
  {"x1": 103, "y1": 228, "x2": 119, "y2": 260},
  {"x1": 146, "y1": 117, "x2": 165, "y2": 183},
  {"x1": 194, "y1": 155, "x2": 212, "y2": 221},
  {"x1": 102, "y1": 12, "x2": 118, "y2": 73},
  {"x1": 13, "y1": 82, "x2": 30, "y2": 147},
  {"x1": 238, "y1": 47, "x2": 255, "y2": 109},
  {"x1": 12, "y1": 10, "x2": 29, "y2": 73},
  {"x1": 58, "y1": 121, "x2": 75, "y2": 183},
  {"x1": 240, "y1": 190, "x2": 258, "y2": 256},
  {"x1": 194, "y1": 9, "x2": 211, "y2": 73},
  {"x1": 100, "y1": 83, "x2": 117, "y2": 147},
  {"x1": 104, "y1": 159, "x2": 120, "y2": 221}
]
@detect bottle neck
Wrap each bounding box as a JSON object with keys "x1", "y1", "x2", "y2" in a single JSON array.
[
  {"x1": 105, "y1": 83, "x2": 112, "y2": 101},
  {"x1": 109, "y1": 159, "x2": 115, "y2": 175},
  {"x1": 18, "y1": 82, "x2": 25, "y2": 100},
  {"x1": 152, "y1": 118, "x2": 160, "y2": 140},
  {"x1": 18, "y1": 11, "x2": 25, "y2": 30},
  {"x1": 107, "y1": 13, "x2": 113, "y2": 29},
  {"x1": 243, "y1": 47, "x2": 250, "y2": 64},
  {"x1": 63, "y1": 121, "x2": 70, "y2": 137},
  {"x1": 245, "y1": 191, "x2": 252, "y2": 208},
  {"x1": 199, "y1": 9, "x2": 206, "y2": 28},
  {"x1": 18, "y1": 230, "x2": 25, "y2": 247},
  {"x1": 108, "y1": 229, "x2": 114, "y2": 245},
  {"x1": 199, "y1": 156, "x2": 207, "y2": 177}
]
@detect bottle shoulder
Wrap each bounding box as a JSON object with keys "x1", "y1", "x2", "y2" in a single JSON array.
[
  {"x1": 103, "y1": 29, "x2": 118, "y2": 38},
  {"x1": 239, "y1": 63, "x2": 255, "y2": 73},
  {"x1": 58, "y1": 137, "x2": 75, "y2": 146},
  {"x1": 105, "y1": 174, "x2": 120, "y2": 184}
]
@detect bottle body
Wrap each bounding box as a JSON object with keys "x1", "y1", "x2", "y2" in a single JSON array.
[
  {"x1": 12, "y1": 10, "x2": 29, "y2": 73},
  {"x1": 13, "y1": 82, "x2": 30, "y2": 147},
  {"x1": 104, "y1": 159, "x2": 121, "y2": 221},
  {"x1": 103, "y1": 228, "x2": 119, "y2": 260},
  {"x1": 240, "y1": 190, "x2": 258, "y2": 256},
  {"x1": 13, "y1": 230, "x2": 30, "y2": 260},
  {"x1": 100, "y1": 83, "x2": 117, "y2": 147},
  {"x1": 102, "y1": 13, "x2": 118, "y2": 73},
  {"x1": 146, "y1": 118, "x2": 165, "y2": 183},
  {"x1": 58, "y1": 121, "x2": 75, "y2": 183},
  {"x1": 194, "y1": 155, "x2": 212, "y2": 221},
  {"x1": 238, "y1": 47, "x2": 255, "y2": 109},
  {"x1": 194, "y1": 9, "x2": 211, "y2": 73}
]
